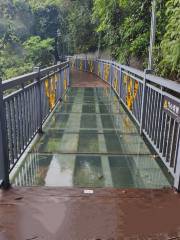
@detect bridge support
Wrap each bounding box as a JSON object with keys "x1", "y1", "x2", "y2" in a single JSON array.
[{"x1": 0, "y1": 78, "x2": 10, "y2": 189}]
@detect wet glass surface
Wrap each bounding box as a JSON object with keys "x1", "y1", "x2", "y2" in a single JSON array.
[
  {"x1": 12, "y1": 154, "x2": 170, "y2": 188},
  {"x1": 12, "y1": 87, "x2": 171, "y2": 188}
]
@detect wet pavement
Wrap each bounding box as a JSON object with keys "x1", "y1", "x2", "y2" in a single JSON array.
[
  {"x1": 0, "y1": 187, "x2": 180, "y2": 240},
  {"x1": 1, "y1": 70, "x2": 179, "y2": 240},
  {"x1": 71, "y1": 70, "x2": 109, "y2": 88}
]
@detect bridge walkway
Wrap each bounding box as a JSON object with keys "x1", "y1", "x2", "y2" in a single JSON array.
[
  {"x1": 11, "y1": 70, "x2": 170, "y2": 189},
  {"x1": 0, "y1": 71, "x2": 179, "y2": 240}
]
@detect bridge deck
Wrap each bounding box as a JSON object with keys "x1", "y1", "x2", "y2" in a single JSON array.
[
  {"x1": 0, "y1": 71, "x2": 180, "y2": 239},
  {"x1": 11, "y1": 71, "x2": 170, "y2": 189}
]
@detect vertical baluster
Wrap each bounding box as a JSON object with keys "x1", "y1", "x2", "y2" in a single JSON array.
[
  {"x1": 153, "y1": 93, "x2": 160, "y2": 145},
  {"x1": 34, "y1": 86, "x2": 39, "y2": 131},
  {"x1": 21, "y1": 87, "x2": 28, "y2": 147},
  {"x1": 140, "y1": 70, "x2": 147, "y2": 134},
  {"x1": 149, "y1": 90, "x2": 155, "y2": 138},
  {"x1": 174, "y1": 125, "x2": 180, "y2": 191},
  {"x1": 6, "y1": 101, "x2": 13, "y2": 165},
  {"x1": 24, "y1": 90, "x2": 29, "y2": 144},
  {"x1": 34, "y1": 67, "x2": 43, "y2": 133},
  {"x1": 12, "y1": 97, "x2": 18, "y2": 160},
  {"x1": 146, "y1": 88, "x2": 151, "y2": 134},
  {"x1": 150, "y1": 91, "x2": 156, "y2": 140},
  {"x1": 30, "y1": 87, "x2": 34, "y2": 134},
  {"x1": 147, "y1": 88, "x2": 153, "y2": 136},
  {"x1": 138, "y1": 83, "x2": 143, "y2": 122},
  {"x1": 17, "y1": 95, "x2": 23, "y2": 152},
  {"x1": 20, "y1": 89, "x2": 26, "y2": 149},
  {"x1": 159, "y1": 112, "x2": 166, "y2": 153},
  {"x1": 156, "y1": 92, "x2": 163, "y2": 148},
  {"x1": 11, "y1": 98, "x2": 18, "y2": 162},
  {"x1": 162, "y1": 114, "x2": 169, "y2": 157},
  {"x1": 28, "y1": 88, "x2": 33, "y2": 139},
  {"x1": 165, "y1": 117, "x2": 173, "y2": 161},
  {"x1": 26, "y1": 89, "x2": 30, "y2": 142},
  {"x1": 170, "y1": 121, "x2": 177, "y2": 167},
  {"x1": 14, "y1": 96, "x2": 20, "y2": 159}
]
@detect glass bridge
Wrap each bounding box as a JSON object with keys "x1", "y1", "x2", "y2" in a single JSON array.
[{"x1": 11, "y1": 87, "x2": 171, "y2": 188}]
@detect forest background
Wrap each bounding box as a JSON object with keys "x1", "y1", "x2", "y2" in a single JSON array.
[{"x1": 0, "y1": 0, "x2": 179, "y2": 80}]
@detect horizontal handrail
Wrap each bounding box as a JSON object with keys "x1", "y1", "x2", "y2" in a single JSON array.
[
  {"x1": 2, "y1": 61, "x2": 69, "y2": 91},
  {"x1": 97, "y1": 59, "x2": 180, "y2": 92},
  {"x1": 2, "y1": 72, "x2": 38, "y2": 91},
  {"x1": 146, "y1": 73, "x2": 180, "y2": 93}
]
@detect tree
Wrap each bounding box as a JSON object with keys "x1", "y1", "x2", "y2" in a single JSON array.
[
  {"x1": 23, "y1": 36, "x2": 55, "y2": 67},
  {"x1": 156, "y1": 0, "x2": 180, "y2": 79},
  {"x1": 93, "y1": 0, "x2": 151, "y2": 66}
]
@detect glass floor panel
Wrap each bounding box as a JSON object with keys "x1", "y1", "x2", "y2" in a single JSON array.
[
  {"x1": 30, "y1": 130, "x2": 150, "y2": 155},
  {"x1": 66, "y1": 87, "x2": 118, "y2": 98},
  {"x1": 45, "y1": 113, "x2": 138, "y2": 134},
  {"x1": 80, "y1": 115, "x2": 97, "y2": 128},
  {"x1": 11, "y1": 87, "x2": 172, "y2": 189},
  {"x1": 12, "y1": 154, "x2": 171, "y2": 188},
  {"x1": 63, "y1": 97, "x2": 112, "y2": 104},
  {"x1": 55, "y1": 102, "x2": 126, "y2": 115}
]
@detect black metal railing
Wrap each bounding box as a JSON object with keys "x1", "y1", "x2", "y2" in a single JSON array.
[
  {"x1": 72, "y1": 57, "x2": 180, "y2": 191},
  {"x1": 0, "y1": 61, "x2": 70, "y2": 187}
]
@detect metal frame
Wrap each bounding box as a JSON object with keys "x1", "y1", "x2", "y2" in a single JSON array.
[
  {"x1": 73, "y1": 57, "x2": 180, "y2": 191},
  {"x1": 0, "y1": 61, "x2": 70, "y2": 188}
]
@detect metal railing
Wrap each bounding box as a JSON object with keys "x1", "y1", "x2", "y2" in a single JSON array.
[
  {"x1": 0, "y1": 61, "x2": 70, "y2": 187},
  {"x1": 72, "y1": 57, "x2": 180, "y2": 191}
]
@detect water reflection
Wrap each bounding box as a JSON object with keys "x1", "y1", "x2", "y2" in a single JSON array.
[{"x1": 12, "y1": 153, "x2": 171, "y2": 188}]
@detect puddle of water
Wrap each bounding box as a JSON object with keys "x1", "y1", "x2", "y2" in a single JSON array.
[{"x1": 12, "y1": 87, "x2": 172, "y2": 189}]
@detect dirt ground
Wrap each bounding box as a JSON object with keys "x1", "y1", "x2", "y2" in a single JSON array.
[{"x1": 0, "y1": 187, "x2": 180, "y2": 240}]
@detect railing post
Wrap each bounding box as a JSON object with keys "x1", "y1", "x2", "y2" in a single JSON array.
[
  {"x1": 34, "y1": 67, "x2": 43, "y2": 134},
  {"x1": 140, "y1": 69, "x2": 148, "y2": 134},
  {"x1": 174, "y1": 138, "x2": 180, "y2": 191},
  {"x1": 0, "y1": 78, "x2": 10, "y2": 189}
]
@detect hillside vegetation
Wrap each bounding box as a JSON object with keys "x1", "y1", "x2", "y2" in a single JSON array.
[{"x1": 0, "y1": 0, "x2": 179, "y2": 80}]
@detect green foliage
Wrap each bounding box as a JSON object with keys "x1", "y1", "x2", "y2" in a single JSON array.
[
  {"x1": 156, "y1": 0, "x2": 180, "y2": 79},
  {"x1": 0, "y1": 42, "x2": 33, "y2": 79},
  {"x1": 66, "y1": 0, "x2": 97, "y2": 53},
  {"x1": 0, "y1": 0, "x2": 34, "y2": 41},
  {"x1": 93, "y1": 0, "x2": 151, "y2": 65},
  {"x1": 23, "y1": 36, "x2": 55, "y2": 67},
  {"x1": 93, "y1": 0, "x2": 180, "y2": 79},
  {"x1": 0, "y1": 0, "x2": 179, "y2": 80},
  {"x1": 0, "y1": 0, "x2": 98, "y2": 80}
]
